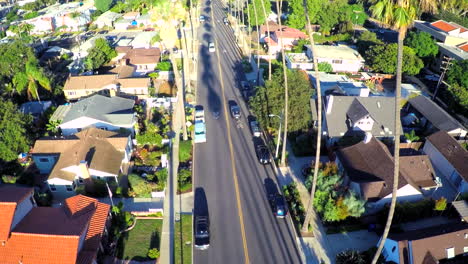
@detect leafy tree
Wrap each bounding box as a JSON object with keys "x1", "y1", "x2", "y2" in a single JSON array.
[
  {"x1": 349, "y1": 4, "x2": 368, "y2": 25},
  {"x1": 365, "y1": 44, "x2": 424, "y2": 75},
  {"x1": 156, "y1": 61, "x2": 173, "y2": 71},
  {"x1": 156, "y1": 168, "x2": 168, "y2": 184},
  {"x1": 46, "y1": 119, "x2": 62, "y2": 135},
  {"x1": 434, "y1": 197, "x2": 447, "y2": 211},
  {"x1": 136, "y1": 132, "x2": 163, "y2": 147},
  {"x1": 336, "y1": 250, "x2": 366, "y2": 264},
  {"x1": 23, "y1": 11, "x2": 39, "y2": 20},
  {"x1": 0, "y1": 41, "x2": 37, "y2": 90},
  {"x1": 111, "y1": 2, "x2": 127, "y2": 13},
  {"x1": 446, "y1": 60, "x2": 468, "y2": 89},
  {"x1": 147, "y1": 248, "x2": 160, "y2": 259},
  {"x1": 178, "y1": 169, "x2": 191, "y2": 185},
  {"x1": 0, "y1": 99, "x2": 32, "y2": 162},
  {"x1": 448, "y1": 83, "x2": 468, "y2": 112},
  {"x1": 317, "y1": 62, "x2": 333, "y2": 73},
  {"x1": 291, "y1": 38, "x2": 310, "y2": 53},
  {"x1": 246, "y1": 0, "x2": 271, "y2": 26},
  {"x1": 286, "y1": 0, "x2": 321, "y2": 29},
  {"x1": 12, "y1": 59, "x2": 51, "y2": 100},
  {"x1": 85, "y1": 38, "x2": 117, "y2": 70},
  {"x1": 404, "y1": 130, "x2": 420, "y2": 142},
  {"x1": 343, "y1": 192, "x2": 366, "y2": 217},
  {"x1": 356, "y1": 31, "x2": 382, "y2": 55},
  {"x1": 95, "y1": 0, "x2": 113, "y2": 13},
  {"x1": 404, "y1": 31, "x2": 438, "y2": 58}
]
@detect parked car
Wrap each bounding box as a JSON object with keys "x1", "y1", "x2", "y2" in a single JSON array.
[
  {"x1": 230, "y1": 101, "x2": 241, "y2": 119},
  {"x1": 269, "y1": 194, "x2": 288, "y2": 218},
  {"x1": 199, "y1": 15, "x2": 206, "y2": 22},
  {"x1": 240, "y1": 81, "x2": 250, "y2": 91},
  {"x1": 249, "y1": 120, "x2": 261, "y2": 137},
  {"x1": 208, "y1": 42, "x2": 215, "y2": 53},
  {"x1": 223, "y1": 17, "x2": 229, "y2": 25},
  {"x1": 256, "y1": 144, "x2": 271, "y2": 164},
  {"x1": 194, "y1": 215, "x2": 210, "y2": 250}
]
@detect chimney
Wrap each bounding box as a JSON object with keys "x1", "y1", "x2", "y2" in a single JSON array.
[
  {"x1": 79, "y1": 160, "x2": 90, "y2": 179},
  {"x1": 363, "y1": 132, "x2": 372, "y2": 144},
  {"x1": 109, "y1": 89, "x2": 116, "y2": 97},
  {"x1": 326, "y1": 95, "x2": 334, "y2": 114}
]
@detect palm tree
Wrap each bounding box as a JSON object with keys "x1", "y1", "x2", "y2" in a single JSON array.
[
  {"x1": 245, "y1": 0, "x2": 253, "y2": 59},
  {"x1": 259, "y1": 0, "x2": 272, "y2": 80},
  {"x1": 301, "y1": 0, "x2": 323, "y2": 234},
  {"x1": 276, "y1": 0, "x2": 289, "y2": 167},
  {"x1": 369, "y1": 0, "x2": 437, "y2": 263},
  {"x1": 12, "y1": 59, "x2": 51, "y2": 101},
  {"x1": 251, "y1": 0, "x2": 261, "y2": 84}
]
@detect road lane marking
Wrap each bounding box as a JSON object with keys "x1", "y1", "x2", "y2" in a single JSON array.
[{"x1": 211, "y1": 3, "x2": 250, "y2": 264}]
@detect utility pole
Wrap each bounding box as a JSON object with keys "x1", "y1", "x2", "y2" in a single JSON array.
[{"x1": 432, "y1": 56, "x2": 453, "y2": 100}]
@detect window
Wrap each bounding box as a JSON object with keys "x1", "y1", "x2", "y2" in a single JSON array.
[
  {"x1": 464, "y1": 247, "x2": 468, "y2": 253},
  {"x1": 66, "y1": 185, "x2": 73, "y2": 192},
  {"x1": 447, "y1": 247, "x2": 455, "y2": 259},
  {"x1": 332, "y1": 59, "x2": 342, "y2": 64},
  {"x1": 39, "y1": 158, "x2": 49, "y2": 163},
  {"x1": 68, "y1": 91, "x2": 76, "y2": 96},
  {"x1": 77, "y1": 128, "x2": 82, "y2": 132},
  {"x1": 49, "y1": 184, "x2": 57, "y2": 192},
  {"x1": 391, "y1": 246, "x2": 396, "y2": 253}
]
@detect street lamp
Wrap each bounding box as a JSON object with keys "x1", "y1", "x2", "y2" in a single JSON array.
[{"x1": 268, "y1": 111, "x2": 283, "y2": 159}]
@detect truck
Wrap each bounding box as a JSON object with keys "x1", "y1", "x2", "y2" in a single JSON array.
[{"x1": 194, "y1": 105, "x2": 206, "y2": 143}]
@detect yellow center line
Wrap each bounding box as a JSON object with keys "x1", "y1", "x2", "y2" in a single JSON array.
[{"x1": 211, "y1": 4, "x2": 250, "y2": 264}]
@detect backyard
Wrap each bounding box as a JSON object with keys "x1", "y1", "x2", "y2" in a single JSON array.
[
  {"x1": 117, "y1": 219, "x2": 163, "y2": 261},
  {"x1": 174, "y1": 214, "x2": 193, "y2": 264}
]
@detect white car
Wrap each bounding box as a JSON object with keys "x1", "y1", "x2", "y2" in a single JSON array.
[
  {"x1": 199, "y1": 15, "x2": 205, "y2": 22},
  {"x1": 208, "y1": 42, "x2": 215, "y2": 52}
]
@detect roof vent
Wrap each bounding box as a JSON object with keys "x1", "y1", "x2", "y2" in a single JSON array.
[
  {"x1": 363, "y1": 132, "x2": 372, "y2": 144},
  {"x1": 377, "y1": 101, "x2": 381, "y2": 108}
]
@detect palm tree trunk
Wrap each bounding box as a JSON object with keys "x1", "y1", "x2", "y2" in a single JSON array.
[
  {"x1": 277, "y1": 0, "x2": 288, "y2": 167},
  {"x1": 240, "y1": 0, "x2": 245, "y2": 26},
  {"x1": 371, "y1": 26, "x2": 405, "y2": 264},
  {"x1": 252, "y1": 0, "x2": 261, "y2": 84},
  {"x1": 245, "y1": 0, "x2": 252, "y2": 59},
  {"x1": 259, "y1": 0, "x2": 272, "y2": 80},
  {"x1": 301, "y1": 0, "x2": 322, "y2": 234}
]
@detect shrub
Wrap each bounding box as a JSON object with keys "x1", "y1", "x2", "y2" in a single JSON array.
[
  {"x1": 156, "y1": 168, "x2": 168, "y2": 184},
  {"x1": 147, "y1": 248, "x2": 160, "y2": 259},
  {"x1": 282, "y1": 182, "x2": 306, "y2": 230},
  {"x1": 34, "y1": 192, "x2": 52, "y2": 206},
  {"x1": 317, "y1": 62, "x2": 333, "y2": 73},
  {"x1": 156, "y1": 61, "x2": 173, "y2": 71},
  {"x1": 179, "y1": 140, "x2": 192, "y2": 162},
  {"x1": 23, "y1": 11, "x2": 39, "y2": 20},
  {"x1": 128, "y1": 173, "x2": 154, "y2": 197},
  {"x1": 178, "y1": 169, "x2": 191, "y2": 185},
  {"x1": 434, "y1": 197, "x2": 447, "y2": 211},
  {"x1": 1, "y1": 175, "x2": 17, "y2": 184}
]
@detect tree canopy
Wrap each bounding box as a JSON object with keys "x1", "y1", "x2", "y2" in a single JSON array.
[
  {"x1": 356, "y1": 31, "x2": 382, "y2": 55},
  {"x1": 95, "y1": 0, "x2": 113, "y2": 13},
  {"x1": 0, "y1": 99, "x2": 32, "y2": 162},
  {"x1": 250, "y1": 69, "x2": 313, "y2": 134},
  {"x1": 245, "y1": 0, "x2": 271, "y2": 26},
  {"x1": 365, "y1": 44, "x2": 424, "y2": 75},
  {"x1": 404, "y1": 31, "x2": 439, "y2": 59},
  {"x1": 446, "y1": 60, "x2": 468, "y2": 113},
  {"x1": 85, "y1": 38, "x2": 117, "y2": 70}
]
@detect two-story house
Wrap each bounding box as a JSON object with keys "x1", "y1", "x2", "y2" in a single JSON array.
[
  {"x1": 50, "y1": 94, "x2": 136, "y2": 136},
  {"x1": 32, "y1": 128, "x2": 133, "y2": 196},
  {"x1": 0, "y1": 186, "x2": 110, "y2": 264}
]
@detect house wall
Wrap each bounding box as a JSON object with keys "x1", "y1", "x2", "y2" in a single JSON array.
[
  {"x1": 114, "y1": 22, "x2": 129, "y2": 31},
  {"x1": 47, "y1": 177, "x2": 75, "y2": 194},
  {"x1": 59, "y1": 117, "x2": 127, "y2": 136},
  {"x1": 285, "y1": 57, "x2": 314, "y2": 70},
  {"x1": 78, "y1": 224, "x2": 87, "y2": 252},
  {"x1": 382, "y1": 238, "x2": 400, "y2": 264},
  {"x1": 11, "y1": 194, "x2": 34, "y2": 231},
  {"x1": 64, "y1": 84, "x2": 117, "y2": 100},
  {"x1": 316, "y1": 57, "x2": 363, "y2": 73},
  {"x1": 448, "y1": 128, "x2": 467, "y2": 139},
  {"x1": 124, "y1": 135, "x2": 133, "y2": 162},
  {"x1": 32, "y1": 155, "x2": 58, "y2": 174},
  {"x1": 133, "y1": 63, "x2": 158, "y2": 75},
  {"x1": 372, "y1": 184, "x2": 423, "y2": 208},
  {"x1": 352, "y1": 115, "x2": 374, "y2": 131},
  {"x1": 120, "y1": 86, "x2": 149, "y2": 96}
]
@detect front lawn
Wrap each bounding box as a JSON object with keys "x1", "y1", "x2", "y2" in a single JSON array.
[
  {"x1": 174, "y1": 215, "x2": 192, "y2": 264},
  {"x1": 117, "y1": 219, "x2": 163, "y2": 261}
]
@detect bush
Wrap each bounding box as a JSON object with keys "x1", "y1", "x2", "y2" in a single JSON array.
[
  {"x1": 34, "y1": 191, "x2": 52, "y2": 206},
  {"x1": 156, "y1": 168, "x2": 168, "y2": 184},
  {"x1": 282, "y1": 182, "x2": 306, "y2": 230},
  {"x1": 23, "y1": 11, "x2": 39, "y2": 20},
  {"x1": 128, "y1": 173, "x2": 154, "y2": 198},
  {"x1": 434, "y1": 197, "x2": 447, "y2": 211},
  {"x1": 179, "y1": 140, "x2": 192, "y2": 163},
  {"x1": 178, "y1": 169, "x2": 191, "y2": 185},
  {"x1": 156, "y1": 61, "x2": 173, "y2": 71},
  {"x1": 147, "y1": 248, "x2": 160, "y2": 259},
  {"x1": 317, "y1": 62, "x2": 333, "y2": 73},
  {"x1": 1, "y1": 175, "x2": 17, "y2": 184}
]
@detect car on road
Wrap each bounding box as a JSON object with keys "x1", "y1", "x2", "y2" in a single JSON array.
[
  {"x1": 249, "y1": 120, "x2": 261, "y2": 137},
  {"x1": 194, "y1": 215, "x2": 210, "y2": 250},
  {"x1": 223, "y1": 17, "x2": 229, "y2": 25},
  {"x1": 199, "y1": 15, "x2": 206, "y2": 22},
  {"x1": 240, "y1": 81, "x2": 250, "y2": 91},
  {"x1": 230, "y1": 101, "x2": 241, "y2": 119},
  {"x1": 256, "y1": 144, "x2": 271, "y2": 164},
  {"x1": 269, "y1": 194, "x2": 288, "y2": 218},
  {"x1": 208, "y1": 42, "x2": 215, "y2": 52}
]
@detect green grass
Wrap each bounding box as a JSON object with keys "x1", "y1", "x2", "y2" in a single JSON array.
[
  {"x1": 178, "y1": 182, "x2": 192, "y2": 194},
  {"x1": 118, "y1": 219, "x2": 163, "y2": 261},
  {"x1": 175, "y1": 215, "x2": 193, "y2": 264},
  {"x1": 179, "y1": 140, "x2": 193, "y2": 163}
]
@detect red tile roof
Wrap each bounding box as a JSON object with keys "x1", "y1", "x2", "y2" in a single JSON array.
[
  {"x1": 274, "y1": 27, "x2": 307, "y2": 39},
  {"x1": 0, "y1": 186, "x2": 34, "y2": 241},
  {"x1": 0, "y1": 203, "x2": 16, "y2": 241},
  {"x1": 431, "y1": 20, "x2": 458, "y2": 32},
  {"x1": 458, "y1": 43, "x2": 468, "y2": 52}
]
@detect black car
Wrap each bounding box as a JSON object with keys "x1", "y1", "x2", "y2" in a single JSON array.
[
  {"x1": 194, "y1": 215, "x2": 210, "y2": 250},
  {"x1": 256, "y1": 145, "x2": 271, "y2": 164},
  {"x1": 269, "y1": 194, "x2": 288, "y2": 218},
  {"x1": 230, "y1": 101, "x2": 241, "y2": 119},
  {"x1": 240, "y1": 81, "x2": 250, "y2": 91}
]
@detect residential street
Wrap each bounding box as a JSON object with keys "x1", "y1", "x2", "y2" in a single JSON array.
[{"x1": 192, "y1": 0, "x2": 301, "y2": 263}]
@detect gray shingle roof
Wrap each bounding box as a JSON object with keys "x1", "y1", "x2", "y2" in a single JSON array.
[
  {"x1": 408, "y1": 95, "x2": 466, "y2": 132},
  {"x1": 59, "y1": 95, "x2": 135, "y2": 126},
  {"x1": 346, "y1": 98, "x2": 369, "y2": 123},
  {"x1": 325, "y1": 96, "x2": 398, "y2": 138}
]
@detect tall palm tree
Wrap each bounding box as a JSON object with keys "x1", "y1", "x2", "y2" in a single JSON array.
[
  {"x1": 276, "y1": 0, "x2": 289, "y2": 167},
  {"x1": 259, "y1": 0, "x2": 272, "y2": 80},
  {"x1": 12, "y1": 60, "x2": 51, "y2": 101},
  {"x1": 301, "y1": 0, "x2": 323, "y2": 233},
  {"x1": 245, "y1": 0, "x2": 253, "y2": 59},
  {"x1": 251, "y1": 0, "x2": 261, "y2": 84},
  {"x1": 369, "y1": 1, "x2": 436, "y2": 263}
]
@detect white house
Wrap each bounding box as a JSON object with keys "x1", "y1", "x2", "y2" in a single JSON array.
[
  {"x1": 308, "y1": 72, "x2": 370, "y2": 97},
  {"x1": 32, "y1": 128, "x2": 133, "y2": 196},
  {"x1": 264, "y1": 26, "x2": 308, "y2": 54},
  {"x1": 305, "y1": 44, "x2": 364, "y2": 73},
  {"x1": 50, "y1": 94, "x2": 136, "y2": 136},
  {"x1": 285, "y1": 53, "x2": 314, "y2": 70},
  {"x1": 93, "y1": 11, "x2": 122, "y2": 29},
  {"x1": 423, "y1": 131, "x2": 468, "y2": 193}
]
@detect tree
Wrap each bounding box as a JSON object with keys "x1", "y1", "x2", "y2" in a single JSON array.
[
  {"x1": 446, "y1": 60, "x2": 468, "y2": 89},
  {"x1": 369, "y1": 0, "x2": 437, "y2": 262},
  {"x1": 365, "y1": 44, "x2": 424, "y2": 75},
  {"x1": 286, "y1": 0, "x2": 321, "y2": 29},
  {"x1": 317, "y1": 62, "x2": 333, "y2": 73},
  {"x1": 404, "y1": 31, "x2": 438, "y2": 58},
  {"x1": 46, "y1": 119, "x2": 62, "y2": 135},
  {"x1": 356, "y1": 31, "x2": 382, "y2": 55},
  {"x1": 448, "y1": 83, "x2": 468, "y2": 113},
  {"x1": 246, "y1": 0, "x2": 271, "y2": 26},
  {"x1": 343, "y1": 192, "x2": 366, "y2": 217},
  {"x1": 434, "y1": 197, "x2": 447, "y2": 211},
  {"x1": 336, "y1": 250, "x2": 366, "y2": 264},
  {"x1": 404, "y1": 129, "x2": 420, "y2": 142},
  {"x1": 95, "y1": 0, "x2": 113, "y2": 13},
  {"x1": 12, "y1": 59, "x2": 51, "y2": 101},
  {"x1": 291, "y1": 38, "x2": 310, "y2": 53},
  {"x1": 0, "y1": 99, "x2": 32, "y2": 162},
  {"x1": 0, "y1": 41, "x2": 37, "y2": 92},
  {"x1": 85, "y1": 38, "x2": 117, "y2": 70},
  {"x1": 156, "y1": 61, "x2": 173, "y2": 71}
]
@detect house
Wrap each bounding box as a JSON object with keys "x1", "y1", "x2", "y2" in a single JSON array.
[
  {"x1": 452, "y1": 200, "x2": 468, "y2": 222},
  {"x1": 423, "y1": 131, "x2": 468, "y2": 194},
  {"x1": 403, "y1": 95, "x2": 467, "y2": 139},
  {"x1": 50, "y1": 94, "x2": 136, "y2": 136},
  {"x1": 323, "y1": 95, "x2": 398, "y2": 144},
  {"x1": 114, "y1": 12, "x2": 144, "y2": 30},
  {"x1": 0, "y1": 186, "x2": 110, "y2": 264},
  {"x1": 381, "y1": 223, "x2": 468, "y2": 263},
  {"x1": 414, "y1": 20, "x2": 468, "y2": 70},
  {"x1": 120, "y1": 47, "x2": 161, "y2": 75},
  {"x1": 62, "y1": 72, "x2": 150, "y2": 100},
  {"x1": 130, "y1": 31, "x2": 159, "y2": 48},
  {"x1": 305, "y1": 44, "x2": 364, "y2": 73},
  {"x1": 285, "y1": 53, "x2": 314, "y2": 70},
  {"x1": 32, "y1": 128, "x2": 133, "y2": 195},
  {"x1": 264, "y1": 26, "x2": 307, "y2": 54},
  {"x1": 336, "y1": 136, "x2": 437, "y2": 207},
  {"x1": 19, "y1": 101, "x2": 53, "y2": 120},
  {"x1": 308, "y1": 72, "x2": 370, "y2": 97},
  {"x1": 93, "y1": 11, "x2": 122, "y2": 29}
]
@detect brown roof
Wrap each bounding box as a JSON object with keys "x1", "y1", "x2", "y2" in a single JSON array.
[
  {"x1": 64, "y1": 74, "x2": 117, "y2": 91},
  {"x1": 0, "y1": 187, "x2": 34, "y2": 241},
  {"x1": 115, "y1": 46, "x2": 132, "y2": 54},
  {"x1": 389, "y1": 223, "x2": 468, "y2": 263},
  {"x1": 260, "y1": 21, "x2": 283, "y2": 33},
  {"x1": 274, "y1": 27, "x2": 307, "y2": 39},
  {"x1": 400, "y1": 155, "x2": 437, "y2": 188},
  {"x1": 108, "y1": 64, "x2": 136, "y2": 78},
  {"x1": 123, "y1": 48, "x2": 161, "y2": 65},
  {"x1": 32, "y1": 128, "x2": 128, "y2": 181},
  {"x1": 0, "y1": 194, "x2": 110, "y2": 264},
  {"x1": 117, "y1": 78, "x2": 150, "y2": 88},
  {"x1": 426, "y1": 131, "x2": 468, "y2": 181},
  {"x1": 0, "y1": 186, "x2": 34, "y2": 203},
  {"x1": 0, "y1": 203, "x2": 16, "y2": 241},
  {"x1": 431, "y1": 20, "x2": 458, "y2": 32}
]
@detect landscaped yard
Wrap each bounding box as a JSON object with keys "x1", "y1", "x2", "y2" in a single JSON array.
[
  {"x1": 117, "y1": 219, "x2": 163, "y2": 261},
  {"x1": 174, "y1": 214, "x2": 193, "y2": 264}
]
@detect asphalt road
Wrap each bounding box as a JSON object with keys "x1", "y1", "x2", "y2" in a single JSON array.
[{"x1": 193, "y1": 0, "x2": 302, "y2": 263}]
